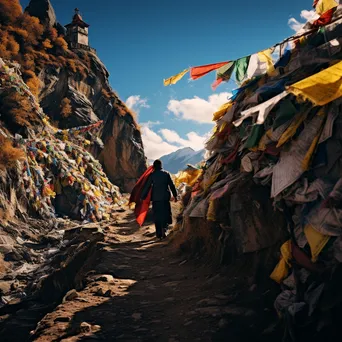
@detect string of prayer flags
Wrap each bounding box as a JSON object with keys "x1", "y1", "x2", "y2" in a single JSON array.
[
  {"x1": 163, "y1": 69, "x2": 189, "y2": 86},
  {"x1": 162, "y1": 4, "x2": 341, "y2": 89},
  {"x1": 190, "y1": 61, "x2": 230, "y2": 80}
]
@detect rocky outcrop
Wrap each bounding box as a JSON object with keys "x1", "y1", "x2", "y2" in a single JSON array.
[
  {"x1": 25, "y1": 0, "x2": 57, "y2": 28},
  {"x1": 22, "y1": 0, "x2": 147, "y2": 192},
  {"x1": 100, "y1": 109, "x2": 147, "y2": 192},
  {"x1": 38, "y1": 50, "x2": 147, "y2": 192}
]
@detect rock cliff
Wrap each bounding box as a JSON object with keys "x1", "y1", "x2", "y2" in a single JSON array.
[
  {"x1": 1, "y1": 0, "x2": 147, "y2": 193},
  {"x1": 37, "y1": 49, "x2": 147, "y2": 191}
]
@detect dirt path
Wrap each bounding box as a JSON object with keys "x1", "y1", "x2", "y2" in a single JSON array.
[{"x1": 30, "y1": 212, "x2": 276, "y2": 342}]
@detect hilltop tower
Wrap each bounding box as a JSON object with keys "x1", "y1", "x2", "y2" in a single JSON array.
[{"x1": 65, "y1": 8, "x2": 96, "y2": 53}]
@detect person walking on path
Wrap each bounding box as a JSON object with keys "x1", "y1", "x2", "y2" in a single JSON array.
[{"x1": 141, "y1": 159, "x2": 178, "y2": 239}]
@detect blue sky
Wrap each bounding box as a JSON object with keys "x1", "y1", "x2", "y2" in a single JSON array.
[{"x1": 21, "y1": 0, "x2": 315, "y2": 159}]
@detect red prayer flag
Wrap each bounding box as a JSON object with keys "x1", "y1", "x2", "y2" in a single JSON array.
[
  {"x1": 312, "y1": 8, "x2": 335, "y2": 27},
  {"x1": 190, "y1": 62, "x2": 230, "y2": 80},
  {"x1": 211, "y1": 78, "x2": 223, "y2": 91},
  {"x1": 129, "y1": 166, "x2": 154, "y2": 226}
]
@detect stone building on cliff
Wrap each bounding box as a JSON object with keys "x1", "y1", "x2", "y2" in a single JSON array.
[{"x1": 65, "y1": 8, "x2": 96, "y2": 54}]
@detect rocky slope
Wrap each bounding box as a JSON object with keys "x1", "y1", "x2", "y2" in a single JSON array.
[
  {"x1": 1, "y1": 0, "x2": 147, "y2": 192},
  {"x1": 0, "y1": 0, "x2": 146, "y2": 332}
]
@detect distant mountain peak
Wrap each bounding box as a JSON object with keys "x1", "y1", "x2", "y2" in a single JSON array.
[{"x1": 160, "y1": 147, "x2": 205, "y2": 174}]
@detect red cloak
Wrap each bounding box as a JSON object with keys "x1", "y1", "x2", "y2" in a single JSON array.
[{"x1": 129, "y1": 166, "x2": 153, "y2": 226}]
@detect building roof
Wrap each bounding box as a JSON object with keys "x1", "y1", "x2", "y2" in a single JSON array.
[{"x1": 65, "y1": 9, "x2": 90, "y2": 28}]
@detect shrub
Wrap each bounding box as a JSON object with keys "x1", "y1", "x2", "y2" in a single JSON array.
[
  {"x1": 55, "y1": 37, "x2": 68, "y2": 51},
  {"x1": 0, "y1": 90, "x2": 40, "y2": 129},
  {"x1": 47, "y1": 28, "x2": 58, "y2": 42},
  {"x1": 42, "y1": 39, "x2": 53, "y2": 49},
  {"x1": 16, "y1": 13, "x2": 44, "y2": 46},
  {"x1": 60, "y1": 98, "x2": 72, "y2": 117},
  {"x1": 23, "y1": 70, "x2": 41, "y2": 97},
  {"x1": 0, "y1": 31, "x2": 20, "y2": 59},
  {"x1": 0, "y1": 0, "x2": 22, "y2": 25},
  {"x1": 0, "y1": 136, "x2": 25, "y2": 169}
]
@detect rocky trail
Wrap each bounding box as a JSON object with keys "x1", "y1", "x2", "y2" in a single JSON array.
[{"x1": 0, "y1": 209, "x2": 280, "y2": 342}]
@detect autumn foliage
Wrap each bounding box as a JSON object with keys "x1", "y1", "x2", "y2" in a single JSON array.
[
  {"x1": 0, "y1": 136, "x2": 25, "y2": 169},
  {"x1": 60, "y1": 98, "x2": 72, "y2": 117},
  {"x1": 0, "y1": 0, "x2": 80, "y2": 97},
  {"x1": 0, "y1": 89, "x2": 41, "y2": 130},
  {"x1": 0, "y1": 0, "x2": 22, "y2": 25}
]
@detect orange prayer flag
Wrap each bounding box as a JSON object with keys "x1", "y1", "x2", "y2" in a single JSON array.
[{"x1": 190, "y1": 62, "x2": 230, "y2": 80}]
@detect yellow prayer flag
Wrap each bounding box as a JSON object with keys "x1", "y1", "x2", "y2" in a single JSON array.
[
  {"x1": 270, "y1": 240, "x2": 292, "y2": 284},
  {"x1": 304, "y1": 225, "x2": 330, "y2": 262},
  {"x1": 316, "y1": 0, "x2": 338, "y2": 15},
  {"x1": 212, "y1": 102, "x2": 233, "y2": 121},
  {"x1": 277, "y1": 110, "x2": 309, "y2": 147},
  {"x1": 258, "y1": 49, "x2": 275, "y2": 76},
  {"x1": 288, "y1": 61, "x2": 342, "y2": 106},
  {"x1": 163, "y1": 69, "x2": 189, "y2": 86}
]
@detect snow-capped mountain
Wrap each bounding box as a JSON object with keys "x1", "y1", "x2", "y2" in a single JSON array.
[{"x1": 159, "y1": 147, "x2": 205, "y2": 174}]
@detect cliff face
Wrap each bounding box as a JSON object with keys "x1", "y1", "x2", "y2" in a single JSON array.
[
  {"x1": 0, "y1": 0, "x2": 147, "y2": 193},
  {"x1": 37, "y1": 50, "x2": 147, "y2": 191}
]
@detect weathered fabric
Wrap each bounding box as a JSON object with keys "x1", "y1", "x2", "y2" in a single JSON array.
[
  {"x1": 271, "y1": 114, "x2": 326, "y2": 198},
  {"x1": 190, "y1": 62, "x2": 230, "y2": 80},
  {"x1": 306, "y1": 205, "x2": 342, "y2": 236},
  {"x1": 283, "y1": 178, "x2": 334, "y2": 203},
  {"x1": 233, "y1": 91, "x2": 288, "y2": 127},
  {"x1": 304, "y1": 224, "x2": 330, "y2": 262},
  {"x1": 270, "y1": 240, "x2": 292, "y2": 283},
  {"x1": 234, "y1": 56, "x2": 251, "y2": 83},
  {"x1": 216, "y1": 61, "x2": 235, "y2": 81},
  {"x1": 164, "y1": 69, "x2": 189, "y2": 86},
  {"x1": 315, "y1": 0, "x2": 338, "y2": 15},
  {"x1": 212, "y1": 102, "x2": 233, "y2": 121},
  {"x1": 288, "y1": 61, "x2": 342, "y2": 106}
]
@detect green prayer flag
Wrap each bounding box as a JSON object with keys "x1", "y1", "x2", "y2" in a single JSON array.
[{"x1": 234, "y1": 56, "x2": 251, "y2": 83}]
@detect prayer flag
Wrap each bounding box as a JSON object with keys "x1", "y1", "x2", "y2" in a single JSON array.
[
  {"x1": 234, "y1": 56, "x2": 251, "y2": 83},
  {"x1": 287, "y1": 61, "x2": 342, "y2": 106},
  {"x1": 163, "y1": 69, "x2": 189, "y2": 86},
  {"x1": 211, "y1": 78, "x2": 223, "y2": 91},
  {"x1": 313, "y1": 8, "x2": 335, "y2": 27},
  {"x1": 315, "y1": 0, "x2": 337, "y2": 15},
  {"x1": 216, "y1": 61, "x2": 235, "y2": 81},
  {"x1": 190, "y1": 62, "x2": 230, "y2": 80}
]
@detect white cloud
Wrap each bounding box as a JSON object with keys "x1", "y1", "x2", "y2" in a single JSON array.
[
  {"x1": 141, "y1": 125, "x2": 179, "y2": 160},
  {"x1": 141, "y1": 124, "x2": 210, "y2": 160},
  {"x1": 125, "y1": 95, "x2": 150, "y2": 114},
  {"x1": 167, "y1": 92, "x2": 231, "y2": 124},
  {"x1": 288, "y1": 9, "x2": 319, "y2": 32},
  {"x1": 160, "y1": 129, "x2": 209, "y2": 151},
  {"x1": 142, "y1": 120, "x2": 161, "y2": 128}
]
